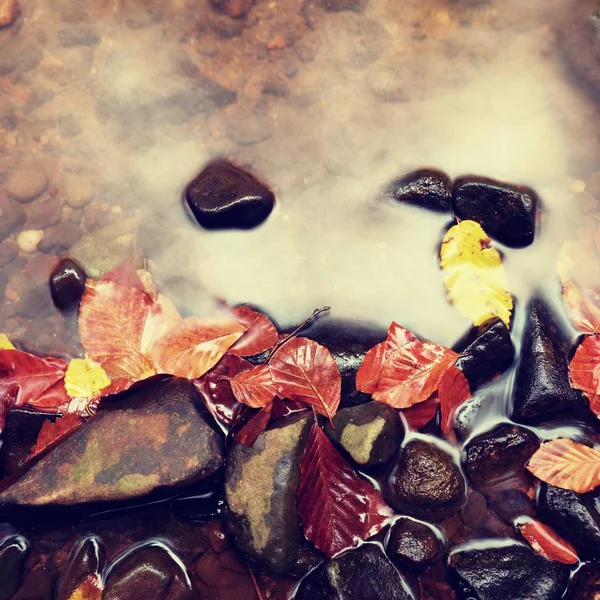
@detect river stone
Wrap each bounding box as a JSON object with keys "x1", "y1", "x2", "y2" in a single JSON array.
[
  {"x1": 512, "y1": 297, "x2": 589, "y2": 423},
  {"x1": 38, "y1": 222, "x2": 82, "y2": 254},
  {"x1": 455, "y1": 319, "x2": 515, "y2": 391},
  {"x1": 57, "y1": 536, "x2": 106, "y2": 600},
  {"x1": 62, "y1": 173, "x2": 94, "y2": 208},
  {"x1": 5, "y1": 167, "x2": 48, "y2": 202},
  {"x1": 565, "y1": 561, "x2": 600, "y2": 600},
  {"x1": 387, "y1": 518, "x2": 442, "y2": 569},
  {"x1": 449, "y1": 541, "x2": 568, "y2": 600},
  {"x1": 384, "y1": 438, "x2": 466, "y2": 521},
  {"x1": 104, "y1": 545, "x2": 195, "y2": 600},
  {"x1": 184, "y1": 159, "x2": 275, "y2": 230},
  {"x1": 464, "y1": 423, "x2": 539, "y2": 490},
  {"x1": 323, "y1": 0, "x2": 367, "y2": 12},
  {"x1": 295, "y1": 543, "x2": 413, "y2": 600},
  {"x1": 452, "y1": 176, "x2": 538, "y2": 248},
  {"x1": 50, "y1": 259, "x2": 87, "y2": 311},
  {"x1": 538, "y1": 483, "x2": 600, "y2": 558},
  {"x1": 69, "y1": 219, "x2": 137, "y2": 279},
  {"x1": 324, "y1": 402, "x2": 402, "y2": 467},
  {"x1": 224, "y1": 413, "x2": 312, "y2": 575},
  {"x1": 0, "y1": 197, "x2": 26, "y2": 242},
  {"x1": 0, "y1": 536, "x2": 28, "y2": 600},
  {"x1": 384, "y1": 168, "x2": 452, "y2": 212},
  {"x1": 0, "y1": 0, "x2": 19, "y2": 28},
  {"x1": 0, "y1": 378, "x2": 224, "y2": 506},
  {"x1": 454, "y1": 392, "x2": 494, "y2": 441}
]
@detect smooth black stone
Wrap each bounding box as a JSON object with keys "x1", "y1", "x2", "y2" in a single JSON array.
[
  {"x1": 512, "y1": 297, "x2": 589, "y2": 423},
  {"x1": 295, "y1": 543, "x2": 413, "y2": 600},
  {"x1": 184, "y1": 159, "x2": 275, "y2": 230},
  {"x1": 387, "y1": 518, "x2": 442, "y2": 569},
  {"x1": 538, "y1": 484, "x2": 600, "y2": 558},
  {"x1": 0, "y1": 536, "x2": 29, "y2": 600},
  {"x1": 324, "y1": 402, "x2": 403, "y2": 467},
  {"x1": 564, "y1": 561, "x2": 600, "y2": 600},
  {"x1": 452, "y1": 176, "x2": 538, "y2": 248},
  {"x1": 57, "y1": 535, "x2": 106, "y2": 600},
  {"x1": 50, "y1": 259, "x2": 87, "y2": 311},
  {"x1": 455, "y1": 319, "x2": 515, "y2": 391},
  {"x1": 464, "y1": 423, "x2": 539, "y2": 490},
  {"x1": 384, "y1": 168, "x2": 452, "y2": 213},
  {"x1": 449, "y1": 541, "x2": 568, "y2": 600}
]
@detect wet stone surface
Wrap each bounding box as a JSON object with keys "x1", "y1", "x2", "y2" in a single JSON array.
[
  {"x1": 0, "y1": 536, "x2": 28, "y2": 600},
  {"x1": 384, "y1": 168, "x2": 453, "y2": 212},
  {"x1": 56, "y1": 535, "x2": 106, "y2": 600},
  {"x1": 564, "y1": 561, "x2": 600, "y2": 600},
  {"x1": 49, "y1": 258, "x2": 87, "y2": 311},
  {"x1": 386, "y1": 518, "x2": 442, "y2": 569}
]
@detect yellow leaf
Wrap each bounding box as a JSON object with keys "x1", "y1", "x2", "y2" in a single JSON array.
[
  {"x1": 0, "y1": 334, "x2": 15, "y2": 350},
  {"x1": 65, "y1": 357, "x2": 111, "y2": 400},
  {"x1": 440, "y1": 220, "x2": 513, "y2": 327},
  {"x1": 67, "y1": 574, "x2": 103, "y2": 600}
]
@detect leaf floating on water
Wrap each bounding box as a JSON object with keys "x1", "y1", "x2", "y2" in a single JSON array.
[
  {"x1": 269, "y1": 337, "x2": 341, "y2": 420},
  {"x1": 0, "y1": 334, "x2": 15, "y2": 350},
  {"x1": 230, "y1": 364, "x2": 278, "y2": 408},
  {"x1": 64, "y1": 358, "x2": 111, "y2": 401},
  {"x1": 401, "y1": 395, "x2": 440, "y2": 431},
  {"x1": 438, "y1": 365, "x2": 471, "y2": 434},
  {"x1": 296, "y1": 424, "x2": 393, "y2": 558},
  {"x1": 527, "y1": 438, "x2": 600, "y2": 494},
  {"x1": 28, "y1": 413, "x2": 83, "y2": 461},
  {"x1": 440, "y1": 220, "x2": 513, "y2": 327},
  {"x1": 229, "y1": 306, "x2": 279, "y2": 357},
  {"x1": 517, "y1": 519, "x2": 579, "y2": 565},
  {"x1": 569, "y1": 335, "x2": 600, "y2": 397}
]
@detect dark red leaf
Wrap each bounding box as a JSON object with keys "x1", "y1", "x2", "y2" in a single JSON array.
[
  {"x1": 269, "y1": 337, "x2": 341, "y2": 420},
  {"x1": 296, "y1": 423, "x2": 393, "y2": 558},
  {"x1": 402, "y1": 395, "x2": 440, "y2": 431},
  {"x1": 438, "y1": 366, "x2": 471, "y2": 434},
  {"x1": 232, "y1": 403, "x2": 273, "y2": 446},
  {"x1": 230, "y1": 364, "x2": 278, "y2": 408},
  {"x1": 229, "y1": 306, "x2": 279, "y2": 357},
  {"x1": 27, "y1": 413, "x2": 83, "y2": 461},
  {"x1": 517, "y1": 519, "x2": 579, "y2": 564},
  {"x1": 570, "y1": 334, "x2": 600, "y2": 397}
]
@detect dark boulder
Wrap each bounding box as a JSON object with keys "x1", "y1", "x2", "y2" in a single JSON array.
[
  {"x1": 296, "y1": 543, "x2": 413, "y2": 600},
  {"x1": 224, "y1": 413, "x2": 315, "y2": 575},
  {"x1": 0, "y1": 536, "x2": 28, "y2": 600},
  {"x1": 0, "y1": 378, "x2": 224, "y2": 506},
  {"x1": 50, "y1": 259, "x2": 87, "y2": 311},
  {"x1": 564, "y1": 561, "x2": 600, "y2": 600},
  {"x1": 452, "y1": 176, "x2": 538, "y2": 248},
  {"x1": 57, "y1": 536, "x2": 106, "y2": 600},
  {"x1": 387, "y1": 518, "x2": 443, "y2": 569},
  {"x1": 384, "y1": 438, "x2": 466, "y2": 521},
  {"x1": 184, "y1": 159, "x2": 275, "y2": 230},
  {"x1": 384, "y1": 168, "x2": 452, "y2": 213},
  {"x1": 538, "y1": 483, "x2": 600, "y2": 558},
  {"x1": 324, "y1": 402, "x2": 402, "y2": 467},
  {"x1": 512, "y1": 297, "x2": 589, "y2": 423},
  {"x1": 464, "y1": 423, "x2": 539, "y2": 490},
  {"x1": 449, "y1": 541, "x2": 568, "y2": 600}
]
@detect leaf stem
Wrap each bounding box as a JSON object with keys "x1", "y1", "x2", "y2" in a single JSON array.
[{"x1": 248, "y1": 567, "x2": 265, "y2": 600}]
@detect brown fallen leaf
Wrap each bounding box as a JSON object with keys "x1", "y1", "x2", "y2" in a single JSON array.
[
  {"x1": 517, "y1": 518, "x2": 578, "y2": 565},
  {"x1": 230, "y1": 364, "x2": 278, "y2": 408},
  {"x1": 28, "y1": 413, "x2": 83, "y2": 461}
]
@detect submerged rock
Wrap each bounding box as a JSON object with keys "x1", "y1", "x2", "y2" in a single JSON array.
[
  {"x1": 387, "y1": 518, "x2": 442, "y2": 569},
  {"x1": 296, "y1": 543, "x2": 413, "y2": 600},
  {"x1": 512, "y1": 298, "x2": 588, "y2": 423},
  {"x1": 324, "y1": 402, "x2": 402, "y2": 467},
  {"x1": 50, "y1": 259, "x2": 87, "y2": 311},
  {"x1": 537, "y1": 484, "x2": 600, "y2": 558},
  {"x1": 224, "y1": 413, "x2": 313, "y2": 575},
  {"x1": 0, "y1": 536, "x2": 28, "y2": 600},
  {"x1": 452, "y1": 176, "x2": 538, "y2": 247},
  {"x1": 184, "y1": 159, "x2": 275, "y2": 230},
  {"x1": 57, "y1": 536, "x2": 106, "y2": 600},
  {"x1": 5, "y1": 167, "x2": 48, "y2": 203},
  {"x1": 0, "y1": 378, "x2": 224, "y2": 506},
  {"x1": 211, "y1": 0, "x2": 253, "y2": 17},
  {"x1": 322, "y1": 0, "x2": 367, "y2": 11},
  {"x1": 0, "y1": 0, "x2": 19, "y2": 28},
  {"x1": 384, "y1": 169, "x2": 452, "y2": 212},
  {"x1": 449, "y1": 541, "x2": 568, "y2": 600},
  {"x1": 454, "y1": 392, "x2": 494, "y2": 441},
  {"x1": 564, "y1": 561, "x2": 600, "y2": 600},
  {"x1": 0, "y1": 198, "x2": 26, "y2": 242},
  {"x1": 384, "y1": 438, "x2": 466, "y2": 520}
]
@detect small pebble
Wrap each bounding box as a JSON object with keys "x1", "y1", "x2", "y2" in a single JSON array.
[
  {"x1": 63, "y1": 173, "x2": 94, "y2": 208},
  {"x1": 570, "y1": 179, "x2": 586, "y2": 194},
  {"x1": 267, "y1": 34, "x2": 287, "y2": 50},
  {"x1": 17, "y1": 230, "x2": 43, "y2": 253},
  {"x1": 0, "y1": 0, "x2": 19, "y2": 28},
  {"x1": 50, "y1": 259, "x2": 87, "y2": 311},
  {"x1": 5, "y1": 167, "x2": 48, "y2": 202}
]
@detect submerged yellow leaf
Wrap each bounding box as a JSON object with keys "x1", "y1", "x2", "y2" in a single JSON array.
[
  {"x1": 0, "y1": 334, "x2": 15, "y2": 350},
  {"x1": 65, "y1": 357, "x2": 111, "y2": 400},
  {"x1": 440, "y1": 220, "x2": 513, "y2": 327}
]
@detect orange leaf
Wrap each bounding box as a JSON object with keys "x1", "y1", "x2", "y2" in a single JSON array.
[
  {"x1": 517, "y1": 519, "x2": 579, "y2": 564},
  {"x1": 588, "y1": 393, "x2": 600, "y2": 419},
  {"x1": 230, "y1": 364, "x2": 278, "y2": 408},
  {"x1": 373, "y1": 341, "x2": 457, "y2": 409},
  {"x1": 232, "y1": 403, "x2": 273, "y2": 446},
  {"x1": 527, "y1": 438, "x2": 600, "y2": 494},
  {"x1": 386, "y1": 321, "x2": 419, "y2": 349},
  {"x1": 570, "y1": 335, "x2": 600, "y2": 397},
  {"x1": 438, "y1": 366, "x2": 471, "y2": 434},
  {"x1": 562, "y1": 281, "x2": 600, "y2": 335},
  {"x1": 269, "y1": 337, "x2": 341, "y2": 420},
  {"x1": 151, "y1": 317, "x2": 246, "y2": 379},
  {"x1": 140, "y1": 294, "x2": 182, "y2": 354},
  {"x1": 27, "y1": 413, "x2": 83, "y2": 461},
  {"x1": 229, "y1": 306, "x2": 279, "y2": 357}
]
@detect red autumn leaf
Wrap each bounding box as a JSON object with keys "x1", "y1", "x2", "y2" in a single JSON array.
[
  {"x1": 27, "y1": 413, "x2": 83, "y2": 461},
  {"x1": 151, "y1": 317, "x2": 246, "y2": 379},
  {"x1": 438, "y1": 366, "x2": 471, "y2": 434},
  {"x1": 527, "y1": 438, "x2": 600, "y2": 494},
  {"x1": 232, "y1": 403, "x2": 273, "y2": 446},
  {"x1": 570, "y1": 335, "x2": 600, "y2": 397},
  {"x1": 228, "y1": 306, "x2": 279, "y2": 357},
  {"x1": 386, "y1": 321, "x2": 419, "y2": 348},
  {"x1": 230, "y1": 364, "x2": 278, "y2": 408},
  {"x1": 373, "y1": 340, "x2": 458, "y2": 409},
  {"x1": 517, "y1": 519, "x2": 579, "y2": 564},
  {"x1": 562, "y1": 281, "x2": 600, "y2": 335},
  {"x1": 402, "y1": 395, "x2": 440, "y2": 431},
  {"x1": 587, "y1": 393, "x2": 600, "y2": 419},
  {"x1": 297, "y1": 424, "x2": 393, "y2": 558},
  {"x1": 269, "y1": 337, "x2": 341, "y2": 420}
]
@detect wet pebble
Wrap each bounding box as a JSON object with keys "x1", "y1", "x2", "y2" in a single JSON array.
[
  {"x1": 211, "y1": 0, "x2": 253, "y2": 18},
  {"x1": 16, "y1": 229, "x2": 43, "y2": 253},
  {"x1": 208, "y1": 11, "x2": 246, "y2": 38},
  {"x1": 50, "y1": 259, "x2": 87, "y2": 311},
  {"x1": 57, "y1": 536, "x2": 106, "y2": 600},
  {"x1": 322, "y1": 0, "x2": 367, "y2": 11},
  {"x1": 5, "y1": 167, "x2": 48, "y2": 202},
  {"x1": 0, "y1": 197, "x2": 26, "y2": 242},
  {"x1": 387, "y1": 518, "x2": 442, "y2": 569},
  {"x1": 0, "y1": 536, "x2": 28, "y2": 600},
  {"x1": 0, "y1": 43, "x2": 42, "y2": 75},
  {"x1": 63, "y1": 173, "x2": 94, "y2": 208},
  {"x1": 366, "y1": 61, "x2": 411, "y2": 102},
  {"x1": 16, "y1": 284, "x2": 51, "y2": 318},
  {"x1": 25, "y1": 196, "x2": 62, "y2": 230},
  {"x1": 0, "y1": 0, "x2": 19, "y2": 28},
  {"x1": 58, "y1": 115, "x2": 81, "y2": 139},
  {"x1": 38, "y1": 222, "x2": 82, "y2": 254},
  {"x1": 565, "y1": 561, "x2": 600, "y2": 600},
  {"x1": 225, "y1": 112, "x2": 274, "y2": 146},
  {"x1": 384, "y1": 168, "x2": 452, "y2": 212}
]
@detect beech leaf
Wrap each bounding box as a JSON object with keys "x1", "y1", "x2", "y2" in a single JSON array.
[
  {"x1": 587, "y1": 393, "x2": 600, "y2": 420},
  {"x1": 232, "y1": 403, "x2": 273, "y2": 446},
  {"x1": 517, "y1": 519, "x2": 579, "y2": 565},
  {"x1": 438, "y1": 365, "x2": 471, "y2": 434},
  {"x1": 569, "y1": 335, "x2": 600, "y2": 397},
  {"x1": 296, "y1": 424, "x2": 393, "y2": 558},
  {"x1": 269, "y1": 337, "x2": 341, "y2": 420},
  {"x1": 373, "y1": 340, "x2": 457, "y2": 409},
  {"x1": 402, "y1": 395, "x2": 440, "y2": 431},
  {"x1": 229, "y1": 306, "x2": 279, "y2": 357},
  {"x1": 527, "y1": 438, "x2": 600, "y2": 494},
  {"x1": 0, "y1": 334, "x2": 14, "y2": 350},
  {"x1": 230, "y1": 364, "x2": 278, "y2": 408},
  {"x1": 64, "y1": 357, "x2": 111, "y2": 401},
  {"x1": 28, "y1": 413, "x2": 83, "y2": 461},
  {"x1": 440, "y1": 220, "x2": 513, "y2": 327}
]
